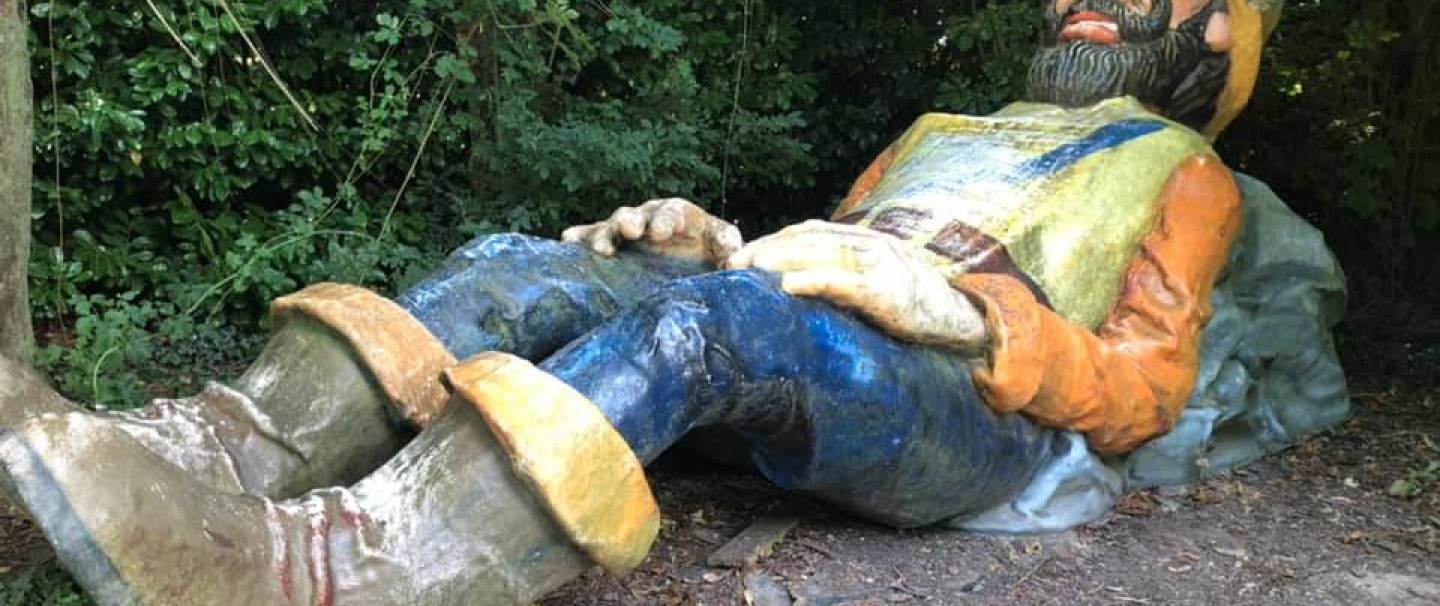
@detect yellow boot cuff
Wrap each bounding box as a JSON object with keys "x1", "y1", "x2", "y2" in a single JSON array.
[
  {"x1": 445, "y1": 352, "x2": 661, "y2": 576},
  {"x1": 270, "y1": 283, "x2": 458, "y2": 428}
]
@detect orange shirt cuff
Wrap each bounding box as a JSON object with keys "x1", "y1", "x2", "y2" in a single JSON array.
[{"x1": 954, "y1": 273, "x2": 1047, "y2": 414}]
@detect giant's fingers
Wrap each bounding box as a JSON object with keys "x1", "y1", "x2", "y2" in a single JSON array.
[
  {"x1": 724, "y1": 232, "x2": 794, "y2": 269},
  {"x1": 779, "y1": 268, "x2": 873, "y2": 305},
  {"x1": 940, "y1": 290, "x2": 990, "y2": 345},
  {"x1": 561, "y1": 224, "x2": 592, "y2": 244},
  {"x1": 647, "y1": 201, "x2": 688, "y2": 242},
  {"x1": 771, "y1": 219, "x2": 882, "y2": 240},
  {"x1": 611, "y1": 206, "x2": 647, "y2": 241},
  {"x1": 706, "y1": 220, "x2": 744, "y2": 260},
  {"x1": 586, "y1": 223, "x2": 619, "y2": 256},
  {"x1": 729, "y1": 230, "x2": 835, "y2": 269},
  {"x1": 740, "y1": 235, "x2": 874, "y2": 274},
  {"x1": 562, "y1": 223, "x2": 618, "y2": 256}
]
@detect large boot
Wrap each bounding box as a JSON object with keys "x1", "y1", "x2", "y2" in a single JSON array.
[
  {"x1": 0, "y1": 283, "x2": 456, "y2": 499},
  {"x1": 0, "y1": 353, "x2": 659, "y2": 606},
  {"x1": 0, "y1": 358, "x2": 73, "y2": 502}
]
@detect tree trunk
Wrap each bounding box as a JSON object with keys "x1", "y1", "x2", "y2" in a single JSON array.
[{"x1": 0, "y1": 0, "x2": 34, "y2": 363}]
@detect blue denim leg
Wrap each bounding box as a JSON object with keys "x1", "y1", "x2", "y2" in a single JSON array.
[
  {"x1": 395, "y1": 234, "x2": 708, "y2": 361},
  {"x1": 541, "y1": 270, "x2": 1054, "y2": 528}
]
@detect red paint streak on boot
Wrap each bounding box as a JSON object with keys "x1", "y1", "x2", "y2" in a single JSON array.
[
  {"x1": 305, "y1": 501, "x2": 335, "y2": 606},
  {"x1": 338, "y1": 504, "x2": 369, "y2": 530},
  {"x1": 264, "y1": 500, "x2": 294, "y2": 601}
]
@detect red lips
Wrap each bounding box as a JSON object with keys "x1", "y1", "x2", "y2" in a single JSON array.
[{"x1": 1060, "y1": 11, "x2": 1122, "y2": 45}]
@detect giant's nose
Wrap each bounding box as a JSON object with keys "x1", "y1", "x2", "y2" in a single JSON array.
[{"x1": 1169, "y1": 0, "x2": 1212, "y2": 26}]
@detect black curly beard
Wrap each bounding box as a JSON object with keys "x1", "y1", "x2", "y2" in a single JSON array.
[{"x1": 1025, "y1": 0, "x2": 1231, "y2": 131}]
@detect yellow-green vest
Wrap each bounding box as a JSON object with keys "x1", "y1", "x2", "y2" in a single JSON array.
[{"x1": 845, "y1": 97, "x2": 1216, "y2": 329}]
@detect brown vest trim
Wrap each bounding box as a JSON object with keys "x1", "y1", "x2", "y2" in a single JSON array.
[
  {"x1": 862, "y1": 208, "x2": 1054, "y2": 309},
  {"x1": 927, "y1": 220, "x2": 1054, "y2": 310}
]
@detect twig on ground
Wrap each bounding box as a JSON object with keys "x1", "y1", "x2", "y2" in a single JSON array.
[
  {"x1": 1011, "y1": 556, "x2": 1052, "y2": 589},
  {"x1": 794, "y1": 539, "x2": 836, "y2": 559},
  {"x1": 890, "y1": 565, "x2": 933, "y2": 599}
]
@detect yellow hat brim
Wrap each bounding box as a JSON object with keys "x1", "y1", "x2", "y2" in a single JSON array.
[{"x1": 1204, "y1": 0, "x2": 1284, "y2": 139}]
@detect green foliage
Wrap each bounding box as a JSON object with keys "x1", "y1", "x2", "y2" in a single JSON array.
[
  {"x1": 20, "y1": 0, "x2": 812, "y2": 406},
  {"x1": 20, "y1": 0, "x2": 1049, "y2": 407},
  {"x1": 16, "y1": 0, "x2": 1431, "y2": 394},
  {"x1": 32, "y1": 292, "x2": 264, "y2": 409},
  {"x1": 936, "y1": 1, "x2": 1043, "y2": 114},
  {"x1": 1220, "y1": 0, "x2": 1440, "y2": 288},
  {"x1": 1389, "y1": 460, "x2": 1439, "y2": 499},
  {"x1": 27, "y1": 0, "x2": 446, "y2": 328},
  {"x1": 1387, "y1": 433, "x2": 1439, "y2": 499},
  {"x1": 35, "y1": 292, "x2": 160, "y2": 407},
  {"x1": 0, "y1": 564, "x2": 87, "y2": 606}
]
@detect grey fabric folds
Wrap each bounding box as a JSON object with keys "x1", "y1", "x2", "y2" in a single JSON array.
[{"x1": 950, "y1": 172, "x2": 1352, "y2": 533}]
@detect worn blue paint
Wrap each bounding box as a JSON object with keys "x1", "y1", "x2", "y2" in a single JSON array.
[
  {"x1": 1012, "y1": 118, "x2": 1167, "y2": 181},
  {"x1": 399, "y1": 234, "x2": 1053, "y2": 528},
  {"x1": 397, "y1": 234, "x2": 704, "y2": 361}
]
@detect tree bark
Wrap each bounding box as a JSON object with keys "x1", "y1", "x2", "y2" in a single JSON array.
[{"x1": 0, "y1": 0, "x2": 34, "y2": 363}]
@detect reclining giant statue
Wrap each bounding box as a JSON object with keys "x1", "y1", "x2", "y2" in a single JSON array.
[{"x1": 0, "y1": 0, "x2": 1349, "y2": 604}]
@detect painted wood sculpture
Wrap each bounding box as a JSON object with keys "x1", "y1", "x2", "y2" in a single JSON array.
[{"x1": 0, "y1": 1, "x2": 1349, "y2": 604}]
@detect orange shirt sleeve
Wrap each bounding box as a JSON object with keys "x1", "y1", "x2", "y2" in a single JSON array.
[
  {"x1": 831, "y1": 146, "x2": 896, "y2": 220},
  {"x1": 955, "y1": 155, "x2": 1244, "y2": 455}
]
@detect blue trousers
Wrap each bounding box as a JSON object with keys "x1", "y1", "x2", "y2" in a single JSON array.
[{"x1": 397, "y1": 234, "x2": 1053, "y2": 527}]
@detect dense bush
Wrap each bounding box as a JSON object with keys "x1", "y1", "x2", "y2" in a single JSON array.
[
  {"x1": 1221, "y1": 0, "x2": 1440, "y2": 297},
  {"x1": 20, "y1": 0, "x2": 1440, "y2": 398},
  {"x1": 20, "y1": 0, "x2": 1048, "y2": 406},
  {"x1": 25, "y1": 0, "x2": 786, "y2": 325}
]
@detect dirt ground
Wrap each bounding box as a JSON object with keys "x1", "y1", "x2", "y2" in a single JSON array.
[
  {"x1": 2, "y1": 337, "x2": 1437, "y2": 606},
  {"x1": 543, "y1": 336, "x2": 1440, "y2": 606},
  {"x1": 543, "y1": 415, "x2": 1439, "y2": 605},
  {"x1": 540, "y1": 428, "x2": 1439, "y2": 605}
]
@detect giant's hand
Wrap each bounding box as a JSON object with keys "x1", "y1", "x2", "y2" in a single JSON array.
[
  {"x1": 726, "y1": 221, "x2": 988, "y2": 352},
  {"x1": 562, "y1": 198, "x2": 743, "y2": 266}
]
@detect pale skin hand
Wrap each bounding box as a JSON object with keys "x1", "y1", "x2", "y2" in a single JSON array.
[
  {"x1": 725, "y1": 220, "x2": 990, "y2": 353},
  {"x1": 562, "y1": 198, "x2": 744, "y2": 266}
]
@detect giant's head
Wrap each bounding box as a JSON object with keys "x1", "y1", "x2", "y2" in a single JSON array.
[{"x1": 1026, "y1": 0, "x2": 1284, "y2": 139}]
